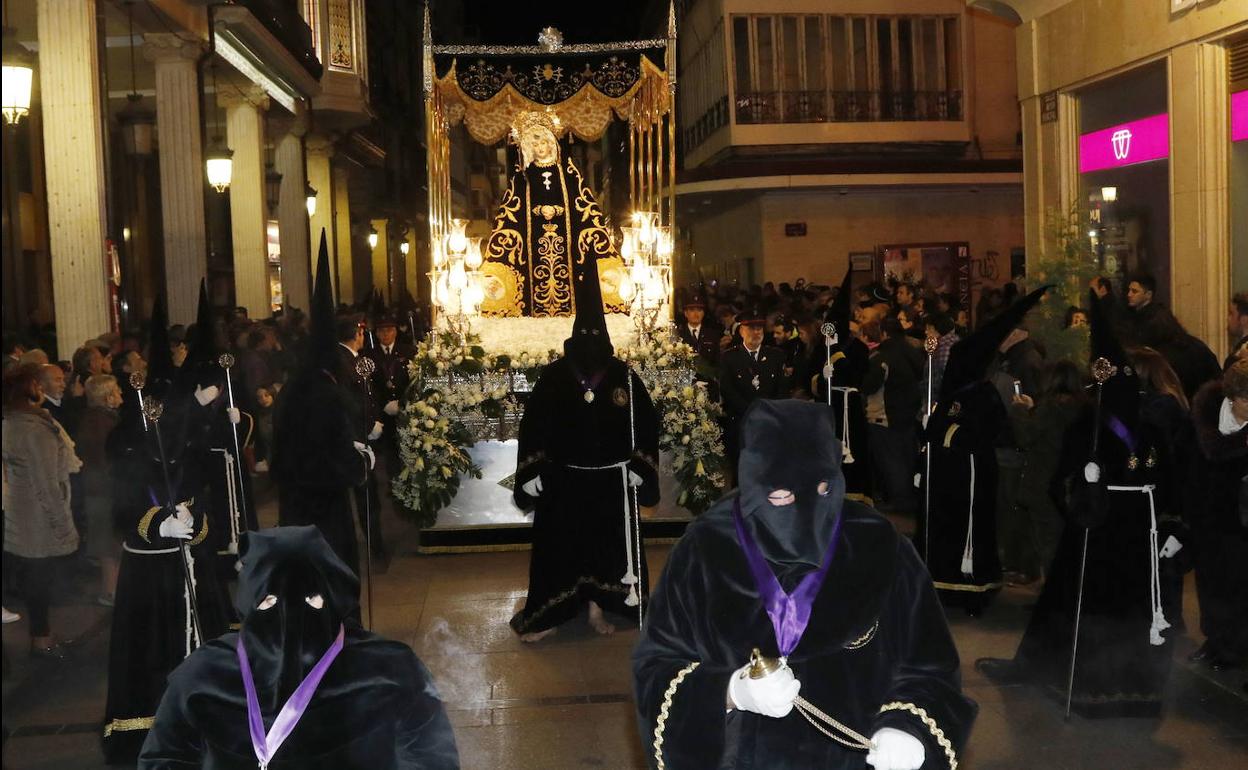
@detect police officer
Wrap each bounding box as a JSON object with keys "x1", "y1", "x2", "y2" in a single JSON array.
[
  {"x1": 676, "y1": 295, "x2": 722, "y2": 367},
  {"x1": 717, "y1": 307, "x2": 789, "y2": 478},
  {"x1": 367, "y1": 314, "x2": 414, "y2": 478}
]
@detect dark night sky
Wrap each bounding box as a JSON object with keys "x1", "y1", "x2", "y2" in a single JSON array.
[{"x1": 431, "y1": 0, "x2": 648, "y2": 45}]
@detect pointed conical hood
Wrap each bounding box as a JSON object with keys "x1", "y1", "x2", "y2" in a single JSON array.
[
  {"x1": 147, "y1": 296, "x2": 174, "y2": 389},
  {"x1": 939, "y1": 285, "x2": 1049, "y2": 400},
  {"x1": 308, "y1": 230, "x2": 338, "y2": 373},
  {"x1": 1088, "y1": 288, "x2": 1141, "y2": 424},
  {"x1": 1088, "y1": 289, "x2": 1129, "y2": 368},
  {"x1": 564, "y1": 253, "x2": 611, "y2": 364},
  {"x1": 184, "y1": 279, "x2": 216, "y2": 369},
  {"x1": 824, "y1": 266, "x2": 854, "y2": 332}
]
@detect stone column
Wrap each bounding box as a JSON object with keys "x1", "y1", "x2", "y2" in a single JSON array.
[
  {"x1": 220, "y1": 86, "x2": 271, "y2": 319},
  {"x1": 145, "y1": 33, "x2": 207, "y2": 326},
  {"x1": 305, "y1": 134, "x2": 336, "y2": 297},
  {"x1": 370, "y1": 218, "x2": 389, "y2": 303},
  {"x1": 37, "y1": 0, "x2": 110, "y2": 355},
  {"x1": 333, "y1": 164, "x2": 355, "y2": 303},
  {"x1": 1170, "y1": 42, "x2": 1229, "y2": 360},
  {"x1": 275, "y1": 113, "x2": 310, "y2": 313}
]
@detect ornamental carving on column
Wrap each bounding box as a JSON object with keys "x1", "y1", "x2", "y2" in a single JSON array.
[{"x1": 328, "y1": 0, "x2": 354, "y2": 70}]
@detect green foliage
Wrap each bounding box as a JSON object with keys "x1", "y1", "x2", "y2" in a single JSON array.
[{"x1": 1025, "y1": 203, "x2": 1100, "y2": 366}]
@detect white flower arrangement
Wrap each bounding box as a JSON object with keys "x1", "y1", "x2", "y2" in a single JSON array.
[{"x1": 393, "y1": 330, "x2": 727, "y2": 525}]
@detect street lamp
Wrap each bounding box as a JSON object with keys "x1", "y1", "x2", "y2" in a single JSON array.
[
  {"x1": 304, "y1": 183, "x2": 317, "y2": 217},
  {"x1": 367, "y1": 225, "x2": 379, "y2": 251},
  {"x1": 399, "y1": 240, "x2": 410, "y2": 256},
  {"x1": 205, "y1": 137, "x2": 233, "y2": 192},
  {"x1": 264, "y1": 162, "x2": 282, "y2": 212},
  {"x1": 2, "y1": 27, "x2": 34, "y2": 125}
]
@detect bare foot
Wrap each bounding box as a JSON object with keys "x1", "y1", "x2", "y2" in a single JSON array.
[
  {"x1": 520, "y1": 627, "x2": 557, "y2": 643},
  {"x1": 588, "y1": 601, "x2": 615, "y2": 635}
]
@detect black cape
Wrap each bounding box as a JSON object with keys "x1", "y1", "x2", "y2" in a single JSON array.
[
  {"x1": 810, "y1": 337, "x2": 873, "y2": 504},
  {"x1": 1012, "y1": 404, "x2": 1178, "y2": 717},
  {"x1": 510, "y1": 355, "x2": 661, "y2": 634},
  {"x1": 139, "y1": 527, "x2": 459, "y2": 768},
  {"x1": 272, "y1": 368, "x2": 369, "y2": 578},
  {"x1": 103, "y1": 389, "x2": 233, "y2": 762},
  {"x1": 918, "y1": 380, "x2": 1006, "y2": 608},
  {"x1": 633, "y1": 497, "x2": 975, "y2": 769}
]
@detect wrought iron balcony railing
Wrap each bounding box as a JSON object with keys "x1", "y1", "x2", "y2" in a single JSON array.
[{"x1": 734, "y1": 90, "x2": 963, "y2": 125}]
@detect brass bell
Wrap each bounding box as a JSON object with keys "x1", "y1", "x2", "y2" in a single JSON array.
[{"x1": 747, "y1": 648, "x2": 785, "y2": 679}]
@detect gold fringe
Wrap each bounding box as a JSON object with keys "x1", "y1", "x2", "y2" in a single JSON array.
[
  {"x1": 418, "y1": 543, "x2": 534, "y2": 555},
  {"x1": 931, "y1": 580, "x2": 1002, "y2": 593},
  {"x1": 878, "y1": 701, "x2": 957, "y2": 770},
  {"x1": 844, "y1": 493, "x2": 875, "y2": 506},
  {"x1": 845, "y1": 620, "x2": 878, "y2": 650},
  {"x1": 188, "y1": 514, "x2": 209, "y2": 546},
  {"x1": 511, "y1": 575, "x2": 630, "y2": 633},
  {"x1": 102, "y1": 716, "x2": 154, "y2": 737},
  {"x1": 137, "y1": 506, "x2": 162, "y2": 543},
  {"x1": 653, "y1": 661, "x2": 700, "y2": 770}
]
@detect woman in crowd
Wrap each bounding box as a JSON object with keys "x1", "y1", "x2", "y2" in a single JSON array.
[
  {"x1": 75, "y1": 374, "x2": 123, "y2": 606},
  {"x1": 1, "y1": 363, "x2": 81, "y2": 657}
]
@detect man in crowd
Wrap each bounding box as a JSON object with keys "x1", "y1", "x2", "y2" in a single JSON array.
[
  {"x1": 337, "y1": 314, "x2": 385, "y2": 564},
  {"x1": 676, "y1": 295, "x2": 721, "y2": 368},
  {"x1": 1226, "y1": 293, "x2": 1248, "y2": 368},
  {"x1": 368, "y1": 314, "x2": 413, "y2": 481},
  {"x1": 719, "y1": 308, "x2": 790, "y2": 475}
]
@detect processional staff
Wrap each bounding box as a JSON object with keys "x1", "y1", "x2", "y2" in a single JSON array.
[
  {"x1": 922, "y1": 334, "x2": 938, "y2": 565},
  {"x1": 218, "y1": 353, "x2": 251, "y2": 549},
  {"x1": 356, "y1": 355, "x2": 377, "y2": 631}
]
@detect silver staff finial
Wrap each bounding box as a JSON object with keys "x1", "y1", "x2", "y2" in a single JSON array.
[
  {"x1": 923, "y1": 336, "x2": 938, "y2": 355},
  {"x1": 218, "y1": 353, "x2": 236, "y2": 369},
  {"x1": 355, "y1": 356, "x2": 376, "y2": 377},
  {"x1": 129, "y1": 371, "x2": 147, "y2": 391},
  {"x1": 1091, "y1": 357, "x2": 1117, "y2": 384},
  {"x1": 820, "y1": 322, "x2": 836, "y2": 338},
  {"x1": 142, "y1": 396, "x2": 165, "y2": 423}
]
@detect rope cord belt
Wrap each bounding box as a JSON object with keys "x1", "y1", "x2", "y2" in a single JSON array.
[
  {"x1": 1106, "y1": 484, "x2": 1169, "y2": 645},
  {"x1": 829, "y1": 386, "x2": 858, "y2": 464},
  {"x1": 961, "y1": 455, "x2": 975, "y2": 576},
  {"x1": 793, "y1": 694, "x2": 873, "y2": 750}
]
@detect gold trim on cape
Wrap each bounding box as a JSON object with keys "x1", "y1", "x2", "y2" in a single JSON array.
[
  {"x1": 878, "y1": 701, "x2": 958, "y2": 770},
  {"x1": 653, "y1": 661, "x2": 700, "y2": 770},
  {"x1": 103, "y1": 716, "x2": 155, "y2": 737}
]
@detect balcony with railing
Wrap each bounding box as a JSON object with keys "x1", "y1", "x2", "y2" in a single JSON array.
[{"x1": 734, "y1": 89, "x2": 963, "y2": 124}]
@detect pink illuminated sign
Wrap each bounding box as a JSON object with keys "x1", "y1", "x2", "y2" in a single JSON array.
[
  {"x1": 1078, "y1": 113, "x2": 1169, "y2": 173},
  {"x1": 1233, "y1": 90, "x2": 1248, "y2": 143}
]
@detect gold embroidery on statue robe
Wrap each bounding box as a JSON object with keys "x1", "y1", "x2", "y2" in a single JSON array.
[{"x1": 532, "y1": 224, "x2": 571, "y2": 316}]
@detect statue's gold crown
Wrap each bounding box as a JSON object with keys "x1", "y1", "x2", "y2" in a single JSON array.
[{"x1": 510, "y1": 109, "x2": 561, "y2": 143}]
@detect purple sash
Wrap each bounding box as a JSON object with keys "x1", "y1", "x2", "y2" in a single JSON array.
[
  {"x1": 732, "y1": 499, "x2": 842, "y2": 657},
  {"x1": 237, "y1": 624, "x2": 345, "y2": 769},
  {"x1": 1105, "y1": 414, "x2": 1136, "y2": 454}
]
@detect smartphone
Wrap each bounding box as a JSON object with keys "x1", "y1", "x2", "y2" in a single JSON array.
[{"x1": 1012, "y1": 380, "x2": 1022, "y2": 397}]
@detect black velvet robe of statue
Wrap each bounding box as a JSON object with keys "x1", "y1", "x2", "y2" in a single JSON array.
[
  {"x1": 1013, "y1": 404, "x2": 1178, "y2": 718},
  {"x1": 272, "y1": 369, "x2": 369, "y2": 578},
  {"x1": 634, "y1": 497, "x2": 976, "y2": 769},
  {"x1": 810, "y1": 338, "x2": 873, "y2": 504},
  {"x1": 510, "y1": 356, "x2": 661, "y2": 633},
  {"x1": 139, "y1": 527, "x2": 459, "y2": 769},
  {"x1": 103, "y1": 393, "x2": 233, "y2": 763},
  {"x1": 918, "y1": 381, "x2": 1006, "y2": 608}
]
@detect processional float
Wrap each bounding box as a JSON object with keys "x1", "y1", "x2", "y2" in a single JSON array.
[{"x1": 421, "y1": 3, "x2": 679, "y2": 341}]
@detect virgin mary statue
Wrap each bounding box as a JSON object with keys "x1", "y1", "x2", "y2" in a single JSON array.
[{"x1": 479, "y1": 110, "x2": 627, "y2": 317}]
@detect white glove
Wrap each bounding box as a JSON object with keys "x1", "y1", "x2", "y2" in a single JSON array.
[
  {"x1": 1084, "y1": 462, "x2": 1101, "y2": 483},
  {"x1": 822, "y1": 363, "x2": 835, "y2": 380},
  {"x1": 194, "y1": 384, "x2": 220, "y2": 406},
  {"x1": 383, "y1": 400, "x2": 400, "y2": 416},
  {"x1": 628, "y1": 470, "x2": 643, "y2": 487},
  {"x1": 159, "y1": 513, "x2": 194, "y2": 540},
  {"x1": 353, "y1": 441, "x2": 376, "y2": 470},
  {"x1": 866, "y1": 727, "x2": 925, "y2": 770},
  {"x1": 226, "y1": 407, "x2": 241, "y2": 425},
  {"x1": 367, "y1": 421, "x2": 383, "y2": 441},
  {"x1": 174, "y1": 502, "x2": 193, "y2": 526},
  {"x1": 1159, "y1": 535, "x2": 1183, "y2": 559},
  {"x1": 521, "y1": 476, "x2": 543, "y2": 497},
  {"x1": 727, "y1": 663, "x2": 801, "y2": 718}
]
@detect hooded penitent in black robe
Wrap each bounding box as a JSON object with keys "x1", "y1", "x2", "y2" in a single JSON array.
[
  {"x1": 138, "y1": 526, "x2": 459, "y2": 769},
  {"x1": 918, "y1": 287, "x2": 1047, "y2": 614},
  {"x1": 634, "y1": 400, "x2": 975, "y2": 769},
  {"x1": 509, "y1": 252, "x2": 661, "y2": 635},
  {"x1": 1187, "y1": 376, "x2": 1248, "y2": 666},
  {"x1": 273, "y1": 234, "x2": 369, "y2": 580},
  {"x1": 102, "y1": 377, "x2": 233, "y2": 762},
  {"x1": 1002, "y1": 297, "x2": 1180, "y2": 718}
]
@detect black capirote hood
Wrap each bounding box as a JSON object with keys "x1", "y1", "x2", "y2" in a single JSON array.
[
  {"x1": 236, "y1": 527, "x2": 360, "y2": 710},
  {"x1": 737, "y1": 399, "x2": 846, "y2": 588}
]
